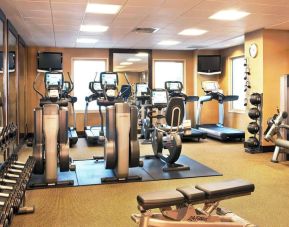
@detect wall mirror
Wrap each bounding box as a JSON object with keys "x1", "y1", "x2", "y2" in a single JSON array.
[
  {"x1": 7, "y1": 22, "x2": 17, "y2": 130},
  {"x1": 109, "y1": 49, "x2": 152, "y2": 92},
  {"x1": 0, "y1": 10, "x2": 5, "y2": 127},
  {"x1": 18, "y1": 37, "x2": 26, "y2": 141}
]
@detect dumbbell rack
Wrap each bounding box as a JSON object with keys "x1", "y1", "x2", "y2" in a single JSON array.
[
  {"x1": 0, "y1": 124, "x2": 36, "y2": 226},
  {"x1": 244, "y1": 93, "x2": 263, "y2": 153}
]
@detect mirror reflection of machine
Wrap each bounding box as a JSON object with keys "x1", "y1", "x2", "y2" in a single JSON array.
[
  {"x1": 165, "y1": 81, "x2": 206, "y2": 141},
  {"x1": 196, "y1": 81, "x2": 245, "y2": 141},
  {"x1": 32, "y1": 52, "x2": 75, "y2": 186}
]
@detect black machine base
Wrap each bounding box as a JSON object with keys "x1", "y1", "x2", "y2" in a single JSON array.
[
  {"x1": 29, "y1": 179, "x2": 74, "y2": 189},
  {"x1": 163, "y1": 163, "x2": 190, "y2": 172},
  {"x1": 101, "y1": 175, "x2": 142, "y2": 183}
]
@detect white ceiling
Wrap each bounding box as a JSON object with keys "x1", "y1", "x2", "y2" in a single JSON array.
[{"x1": 1, "y1": 0, "x2": 289, "y2": 50}]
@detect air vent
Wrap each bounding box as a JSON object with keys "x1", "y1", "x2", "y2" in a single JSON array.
[{"x1": 132, "y1": 27, "x2": 159, "y2": 33}]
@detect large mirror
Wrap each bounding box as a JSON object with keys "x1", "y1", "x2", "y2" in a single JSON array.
[
  {"x1": 7, "y1": 22, "x2": 17, "y2": 132},
  {"x1": 0, "y1": 10, "x2": 5, "y2": 127},
  {"x1": 18, "y1": 37, "x2": 26, "y2": 142},
  {"x1": 109, "y1": 49, "x2": 152, "y2": 90}
]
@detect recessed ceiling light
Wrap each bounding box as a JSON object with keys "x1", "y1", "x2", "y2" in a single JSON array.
[
  {"x1": 158, "y1": 40, "x2": 180, "y2": 46},
  {"x1": 86, "y1": 3, "x2": 121, "y2": 14},
  {"x1": 76, "y1": 38, "x2": 98, "y2": 44},
  {"x1": 135, "y1": 52, "x2": 148, "y2": 57},
  {"x1": 127, "y1": 58, "x2": 142, "y2": 62},
  {"x1": 120, "y1": 62, "x2": 133, "y2": 65},
  {"x1": 179, "y1": 28, "x2": 208, "y2": 36},
  {"x1": 209, "y1": 9, "x2": 250, "y2": 21},
  {"x1": 80, "y1": 25, "x2": 108, "y2": 33}
]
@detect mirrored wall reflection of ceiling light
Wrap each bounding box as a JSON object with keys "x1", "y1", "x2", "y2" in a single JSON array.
[
  {"x1": 115, "y1": 65, "x2": 126, "y2": 69},
  {"x1": 158, "y1": 40, "x2": 180, "y2": 46},
  {"x1": 80, "y1": 25, "x2": 108, "y2": 33},
  {"x1": 135, "y1": 52, "x2": 148, "y2": 57},
  {"x1": 209, "y1": 9, "x2": 250, "y2": 21},
  {"x1": 86, "y1": 3, "x2": 122, "y2": 14},
  {"x1": 76, "y1": 38, "x2": 98, "y2": 43},
  {"x1": 120, "y1": 62, "x2": 133, "y2": 65},
  {"x1": 127, "y1": 58, "x2": 142, "y2": 62},
  {"x1": 178, "y1": 28, "x2": 208, "y2": 36}
]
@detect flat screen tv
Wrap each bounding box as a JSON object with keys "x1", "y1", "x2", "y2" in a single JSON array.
[
  {"x1": 37, "y1": 52, "x2": 63, "y2": 71},
  {"x1": 0, "y1": 51, "x2": 16, "y2": 72},
  {"x1": 197, "y1": 55, "x2": 221, "y2": 75}
]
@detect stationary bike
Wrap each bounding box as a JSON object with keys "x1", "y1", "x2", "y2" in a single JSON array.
[
  {"x1": 150, "y1": 88, "x2": 189, "y2": 172},
  {"x1": 33, "y1": 71, "x2": 74, "y2": 185},
  {"x1": 97, "y1": 72, "x2": 143, "y2": 182},
  {"x1": 264, "y1": 109, "x2": 289, "y2": 162}
]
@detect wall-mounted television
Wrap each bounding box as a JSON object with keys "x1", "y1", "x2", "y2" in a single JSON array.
[
  {"x1": 37, "y1": 52, "x2": 63, "y2": 72},
  {"x1": 0, "y1": 51, "x2": 16, "y2": 72},
  {"x1": 197, "y1": 55, "x2": 221, "y2": 75}
]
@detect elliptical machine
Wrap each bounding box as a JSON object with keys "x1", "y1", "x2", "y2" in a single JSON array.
[
  {"x1": 33, "y1": 71, "x2": 74, "y2": 185},
  {"x1": 97, "y1": 72, "x2": 142, "y2": 182},
  {"x1": 150, "y1": 88, "x2": 189, "y2": 172}
]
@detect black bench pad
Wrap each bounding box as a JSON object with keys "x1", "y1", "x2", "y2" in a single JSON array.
[
  {"x1": 176, "y1": 187, "x2": 205, "y2": 204},
  {"x1": 195, "y1": 179, "x2": 255, "y2": 200},
  {"x1": 137, "y1": 190, "x2": 185, "y2": 210}
]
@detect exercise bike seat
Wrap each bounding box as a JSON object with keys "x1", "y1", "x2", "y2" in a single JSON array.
[
  {"x1": 137, "y1": 190, "x2": 185, "y2": 210},
  {"x1": 176, "y1": 187, "x2": 206, "y2": 204},
  {"x1": 195, "y1": 179, "x2": 255, "y2": 200}
]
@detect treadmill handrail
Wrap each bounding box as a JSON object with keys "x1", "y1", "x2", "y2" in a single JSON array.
[{"x1": 199, "y1": 95, "x2": 213, "y2": 103}]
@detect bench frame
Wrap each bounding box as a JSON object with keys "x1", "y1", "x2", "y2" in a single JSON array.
[{"x1": 132, "y1": 192, "x2": 256, "y2": 227}]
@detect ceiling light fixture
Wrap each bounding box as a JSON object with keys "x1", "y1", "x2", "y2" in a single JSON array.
[
  {"x1": 80, "y1": 25, "x2": 108, "y2": 32},
  {"x1": 158, "y1": 40, "x2": 180, "y2": 46},
  {"x1": 179, "y1": 28, "x2": 208, "y2": 36},
  {"x1": 135, "y1": 52, "x2": 148, "y2": 57},
  {"x1": 86, "y1": 3, "x2": 121, "y2": 14},
  {"x1": 127, "y1": 58, "x2": 142, "y2": 62},
  {"x1": 209, "y1": 9, "x2": 250, "y2": 21},
  {"x1": 120, "y1": 62, "x2": 133, "y2": 65},
  {"x1": 76, "y1": 38, "x2": 98, "y2": 43}
]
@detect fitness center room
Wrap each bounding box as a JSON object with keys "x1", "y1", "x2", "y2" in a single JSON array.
[{"x1": 0, "y1": 0, "x2": 288, "y2": 226}]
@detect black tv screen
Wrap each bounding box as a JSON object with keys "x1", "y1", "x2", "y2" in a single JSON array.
[
  {"x1": 37, "y1": 52, "x2": 63, "y2": 71},
  {"x1": 198, "y1": 55, "x2": 221, "y2": 74},
  {"x1": 0, "y1": 51, "x2": 16, "y2": 71}
]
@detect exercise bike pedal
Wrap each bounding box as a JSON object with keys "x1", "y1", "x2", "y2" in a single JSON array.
[{"x1": 69, "y1": 164, "x2": 76, "y2": 171}]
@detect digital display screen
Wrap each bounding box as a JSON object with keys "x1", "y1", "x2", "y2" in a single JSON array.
[
  {"x1": 62, "y1": 82, "x2": 70, "y2": 92},
  {"x1": 45, "y1": 73, "x2": 63, "y2": 88},
  {"x1": 136, "y1": 84, "x2": 148, "y2": 96},
  {"x1": 93, "y1": 82, "x2": 102, "y2": 91},
  {"x1": 203, "y1": 81, "x2": 217, "y2": 91},
  {"x1": 101, "y1": 73, "x2": 117, "y2": 86},
  {"x1": 167, "y1": 82, "x2": 181, "y2": 91},
  {"x1": 152, "y1": 90, "x2": 168, "y2": 105}
]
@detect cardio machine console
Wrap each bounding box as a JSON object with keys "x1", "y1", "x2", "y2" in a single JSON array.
[
  {"x1": 135, "y1": 83, "x2": 149, "y2": 97},
  {"x1": 151, "y1": 89, "x2": 168, "y2": 108},
  {"x1": 165, "y1": 81, "x2": 183, "y2": 93},
  {"x1": 45, "y1": 72, "x2": 64, "y2": 89},
  {"x1": 202, "y1": 81, "x2": 220, "y2": 93},
  {"x1": 100, "y1": 72, "x2": 118, "y2": 89},
  {"x1": 89, "y1": 81, "x2": 103, "y2": 94}
]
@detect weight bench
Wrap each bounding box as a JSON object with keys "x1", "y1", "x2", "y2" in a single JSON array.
[{"x1": 132, "y1": 179, "x2": 256, "y2": 227}]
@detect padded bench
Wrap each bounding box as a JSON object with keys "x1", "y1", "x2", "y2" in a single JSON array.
[{"x1": 137, "y1": 179, "x2": 254, "y2": 210}]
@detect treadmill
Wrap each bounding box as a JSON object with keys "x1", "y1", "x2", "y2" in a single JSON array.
[
  {"x1": 196, "y1": 81, "x2": 245, "y2": 141},
  {"x1": 84, "y1": 81, "x2": 105, "y2": 144},
  {"x1": 165, "y1": 81, "x2": 207, "y2": 141}
]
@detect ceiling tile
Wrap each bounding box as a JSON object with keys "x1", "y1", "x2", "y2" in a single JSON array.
[
  {"x1": 19, "y1": 10, "x2": 51, "y2": 18},
  {"x1": 126, "y1": 0, "x2": 165, "y2": 7},
  {"x1": 14, "y1": 1, "x2": 50, "y2": 11},
  {"x1": 83, "y1": 14, "x2": 115, "y2": 25},
  {"x1": 51, "y1": 2, "x2": 86, "y2": 12}
]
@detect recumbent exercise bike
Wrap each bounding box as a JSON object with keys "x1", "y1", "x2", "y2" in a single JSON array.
[{"x1": 150, "y1": 88, "x2": 189, "y2": 172}]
